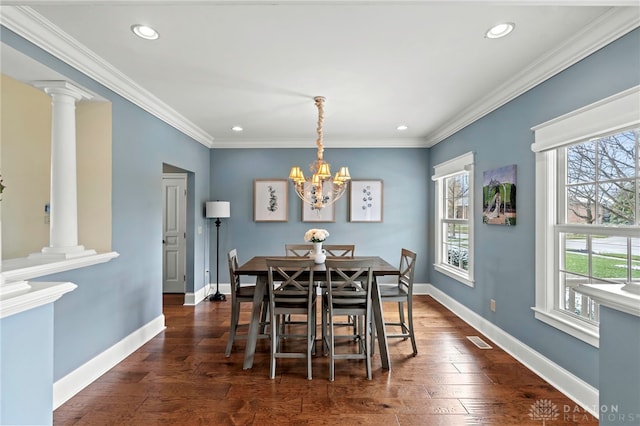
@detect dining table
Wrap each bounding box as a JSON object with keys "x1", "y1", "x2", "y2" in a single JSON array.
[{"x1": 235, "y1": 255, "x2": 400, "y2": 371}]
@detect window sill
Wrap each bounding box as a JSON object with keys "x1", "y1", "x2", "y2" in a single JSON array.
[
  {"x1": 575, "y1": 283, "x2": 640, "y2": 318},
  {"x1": 1, "y1": 251, "x2": 119, "y2": 283},
  {"x1": 434, "y1": 264, "x2": 474, "y2": 287},
  {"x1": 532, "y1": 307, "x2": 599, "y2": 348}
]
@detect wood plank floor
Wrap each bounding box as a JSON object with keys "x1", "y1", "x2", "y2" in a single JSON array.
[{"x1": 53, "y1": 294, "x2": 599, "y2": 425}]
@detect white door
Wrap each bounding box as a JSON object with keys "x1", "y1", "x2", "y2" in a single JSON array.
[{"x1": 162, "y1": 174, "x2": 187, "y2": 293}]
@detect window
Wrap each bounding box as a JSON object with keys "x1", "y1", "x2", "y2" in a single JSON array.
[
  {"x1": 433, "y1": 152, "x2": 474, "y2": 286},
  {"x1": 531, "y1": 86, "x2": 640, "y2": 347}
]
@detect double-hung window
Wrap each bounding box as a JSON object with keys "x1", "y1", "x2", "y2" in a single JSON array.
[
  {"x1": 531, "y1": 86, "x2": 640, "y2": 346},
  {"x1": 433, "y1": 152, "x2": 474, "y2": 287}
]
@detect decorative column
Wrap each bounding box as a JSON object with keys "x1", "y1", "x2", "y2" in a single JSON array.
[{"x1": 30, "y1": 81, "x2": 96, "y2": 260}]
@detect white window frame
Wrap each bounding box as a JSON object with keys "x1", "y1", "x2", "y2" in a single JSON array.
[
  {"x1": 432, "y1": 151, "x2": 475, "y2": 287},
  {"x1": 531, "y1": 86, "x2": 640, "y2": 347}
]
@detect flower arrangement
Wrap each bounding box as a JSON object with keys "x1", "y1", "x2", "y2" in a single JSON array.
[{"x1": 304, "y1": 228, "x2": 330, "y2": 243}]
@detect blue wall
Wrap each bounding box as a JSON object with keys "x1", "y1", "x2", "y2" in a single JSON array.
[
  {"x1": 428, "y1": 28, "x2": 640, "y2": 388},
  {"x1": 209, "y1": 147, "x2": 430, "y2": 284},
  {"x1": 599, "y1": 307, "x2": 640, "y2": 425},
  {"x1": 0, "y1": 305, "x2": 54, "y2": 425}
]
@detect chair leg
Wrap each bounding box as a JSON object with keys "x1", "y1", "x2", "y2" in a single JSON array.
[
  {"x1": 365, "y1": 308, "x2": 372, "y2": 380},
  {"x1": 407, "y1": 298, "x2": 417, "y2": 355},
  {"x1": 225, "y1": 301, "x2": 239, "y2": 357},
  {"x1": 329, "y1": 312, "x2": 335, "y2": 382},
  {"x1": 270, "y1": 312, "x2": 278, "y2": 379},
  {"x1": 260, "y1": 301, "x2": 269, "y2": 334},
  {"x1": 307, "y1": 308, "x2": 314, "y2": 380}
]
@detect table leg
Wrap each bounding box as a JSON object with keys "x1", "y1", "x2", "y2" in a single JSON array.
[
  {"x1": 243, "y1": 275, "x2": 266, "y2": 370},
  {"x1": 371, "y1": 276, "x2": 390, "y2": 370}
]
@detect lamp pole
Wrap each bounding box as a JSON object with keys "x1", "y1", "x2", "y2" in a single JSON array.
[
  {"x1": 205, "y1": 201, "x2": 230, "y2": 302},
  {"x1": 209, "y1": 216, "x2": 225, "y2": 301}
]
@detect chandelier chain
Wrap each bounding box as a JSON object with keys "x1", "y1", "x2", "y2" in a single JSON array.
[{"x1": 315, "y1": 96, "x2": 325, "y2": 161}]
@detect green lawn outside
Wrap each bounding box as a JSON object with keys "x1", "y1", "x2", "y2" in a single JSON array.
[{"x1": 565, "y1": 252, "x2": 640, "y2": 280}]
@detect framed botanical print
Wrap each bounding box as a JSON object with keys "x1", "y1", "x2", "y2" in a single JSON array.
[
  {"x1": 302, "y1": 182, "x2": 336, "y2": 222},
  {"x1": 349, "y1": 180, "x2": 383, "y2": 222},
  {"x1": 254, "y1": 179, "x2": 288, "y2": 222}
]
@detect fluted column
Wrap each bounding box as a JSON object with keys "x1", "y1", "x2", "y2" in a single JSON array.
[{"x1": 30, "y1": 81, "x2": 96, "y2": 259}]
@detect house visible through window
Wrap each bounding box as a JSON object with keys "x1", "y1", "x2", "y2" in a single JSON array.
[
  {"x1": 559, "y1": 128, "x2": 639, "y2": 324},
  {"x1": 433, "y1": 152, "x2": 474, "y2": 287},
  {"x1": 531, "y1": 86, "x2": 639, "y2": 347}
]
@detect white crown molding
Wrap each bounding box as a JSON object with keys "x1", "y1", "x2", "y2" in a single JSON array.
[
  {"x1": 211, "y1": 137, "x2": 428, "y2": 148},
  {"x1": 0, "y1": 5, "x2": 215, "y2": 148},
  {"x1": 2, "y1": 5, "x2": 637, "y2": 149},
  {"x1": 425, "y1": 6, "x2": 640, "y2": 147}
]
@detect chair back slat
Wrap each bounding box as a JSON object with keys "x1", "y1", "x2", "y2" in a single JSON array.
[
  {"x1": 324, "y1": 258, "x2": 374, "y2": 307},
  {"x1": 285, "y1": 244, "x2": 313, "y2": 257},
  {"x1": 323, "y1": 244, "x2": 355, "y2": 257},
  {"x1": 398, "y1": 248, "x2": 417, "y2": 293},
  {"x1": 266, "y1": 258, "x2": 316, "y2": 304}
]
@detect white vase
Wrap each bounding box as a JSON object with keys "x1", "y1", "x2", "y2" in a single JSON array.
[{"x1": 310, "y1": 242, "x2": 326, "y2": 264}]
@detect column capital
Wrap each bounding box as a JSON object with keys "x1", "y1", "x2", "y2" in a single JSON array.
[{"x1": 32, "y1": 80, "x2": 93, "y2": 102}]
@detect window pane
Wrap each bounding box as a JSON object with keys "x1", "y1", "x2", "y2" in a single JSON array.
[
  {"x1": 632, "y1": 238, "x2": 640, "y2": 283},
  {"x1": 597, "y1": 131, "x2": 636, "y2": 181},
  {"x1": 567, "y1": 141, "x2": 596, "y2": 184},
  {"x1": 583, "y1": 234, "x2": 628, "y2": 283},
  {"x1": 443, "y1": 223, "x2": 469, "y2": 270},
  {"x1": 560, "y1": 272, "x2": 588, "y2": 314},
  {"x1": 567, "y1": 184, "x2": 595, "y2": 224},
  {"x1": 444, "y1": 173, "x2": 469, "y2": 219},
  {"x1": 564, "y1": 239, "x2": 588, "y2": 276},
  {"x1": 598, "y1": 181, "x2": 635, "y2": 225}
]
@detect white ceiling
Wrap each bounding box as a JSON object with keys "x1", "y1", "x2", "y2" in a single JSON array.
[{"x1": 1, "y1": 1, "x2": 639, "y2": 149}]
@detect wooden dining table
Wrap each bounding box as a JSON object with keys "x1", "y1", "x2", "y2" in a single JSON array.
[{"x1": 235, "y1": 255, "x2": 400, "y2": 371}]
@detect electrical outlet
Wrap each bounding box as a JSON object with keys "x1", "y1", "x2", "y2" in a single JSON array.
[{"x1": 490, "y1": 299, "x2": 496, "y2": 312}]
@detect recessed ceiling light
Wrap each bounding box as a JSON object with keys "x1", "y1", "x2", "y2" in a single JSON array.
[
  {"x1": 397, "y1": 125, "x2": 408, "y2": 131},
  {"x1": 485, "y1": 22, "x2": 515, "y2": 39},
  {"x1": 231, "y1": 126, "x2": 243, "y2": 132},
  {"x1": 131, "y1": 24, "x2": 159, "y2": 40}
]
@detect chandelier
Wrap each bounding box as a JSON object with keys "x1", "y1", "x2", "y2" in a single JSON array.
[{"x1": 288, "y1": 96, "x2": 351, "y2": 210}]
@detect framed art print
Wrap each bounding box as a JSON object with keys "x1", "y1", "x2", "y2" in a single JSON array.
[
  {"x1": 349, "y1": 180, "x2": 383, "y2": 222},
  {"x1": 301, "y1": 182, "x2": 336, "y2": 222},
  {"x1": 482, "y1": 164, "x2": 517, "y2": 226},
  {"x1": 254, "y1": 179, "x2": 288, "y2": 222}
]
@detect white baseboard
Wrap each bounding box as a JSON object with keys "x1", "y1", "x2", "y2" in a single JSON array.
[
  {"x1": 425, "y1": 283, "x2": 599, "y2": 418},
  {"x1": 53, "y1": 314, "x2": 166, "y2": 409}
]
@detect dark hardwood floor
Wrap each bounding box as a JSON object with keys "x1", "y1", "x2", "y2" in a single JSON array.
[{"x1": 53, "y1": 294, "x2": 599, "y2": 425}]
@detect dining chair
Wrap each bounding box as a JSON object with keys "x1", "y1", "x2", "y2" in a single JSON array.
[
  {"x1": 323, "y1": 244, "x2": 355, "y2": 257},
  {"x1": 376, "y1": 248, "x2": 418, "y2": 355},
  {"x1": 285, "y1": 244, "x2": 355, "y2": 257},
  {"x1": 284, "y1": 244, "x2": 313, "y2": 257},
  {"x1": 224, "y1": 249, "x2": 269, "y2": 357},
  {"x1": 266, "y1": 257, "x2": 317, "y2": 380},
  {"x1": 323, "y1": 258, "x2": 375, "y2": 381}
]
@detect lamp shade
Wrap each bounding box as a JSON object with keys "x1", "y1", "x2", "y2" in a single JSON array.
[{"x1": 205, "y1": 201, "x2": 231, "y2": 218}]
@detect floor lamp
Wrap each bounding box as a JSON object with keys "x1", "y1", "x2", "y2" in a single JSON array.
[{"x1": 206, "y1": 201, "x2": 231, "y2": 302}]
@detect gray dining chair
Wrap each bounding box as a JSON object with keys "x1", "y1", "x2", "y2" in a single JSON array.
[
  {"x1": 224, "y1": 249, "x2": 269, "y2": 357},
  {"x1": 376, "y1": 248, "x2": 418, "y2": 355},
  {"x1": 284, "y1": 244, "x2": 313, "y2": 257},
  {"x1": 266, "y1": 257, "x2": 317, "y2": 380},
  {"x1": 323, "y1": 258, "x2": 375, "y2": 381},
  {"x1": 285, "y1": 244, "x2": 355, "y2": 257}
]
